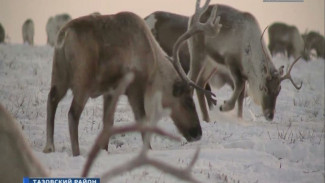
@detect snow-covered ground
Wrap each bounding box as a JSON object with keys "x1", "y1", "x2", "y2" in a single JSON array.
[{"x1": 0, "y1": 44, "x2": 324, "y2": 183}]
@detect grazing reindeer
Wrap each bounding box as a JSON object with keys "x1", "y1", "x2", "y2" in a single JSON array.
[
  {"x1": 46, "y1": 13, "x2": 72, "y2": 46},
  {"x1": 43, "y1": 4, "x2": 220, "y2": 156},
  {"x1": 144, "y1": 11, "x2": 234, "y2": 109},
  {"x1": 145, "y1": 12, "x2": 190, "y2": 74},
  {"x1": 268, "y1": 22, "x2": 309, "y2": 60},
  {"x1": 0, "y1": 23, "x2": 5, "y2": 43},
  {"x1": 303, "y1": 31, "x2": 325, "y2": 59},
  {"x1": 0, "y1": 104, "x2": 48, "y2": 182},
  {"x1": 22, "y1": 19, "x2": 35, "y2": 45},
  {"x1": 172, "y1": 3, "x2": 302, "y2": 122}
]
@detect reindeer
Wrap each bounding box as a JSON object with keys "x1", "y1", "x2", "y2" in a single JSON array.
[
  {"x1": 268, "y1": 22, "x2": 309, "y2": 60},
  {"x1": 43, "y1": 5, "x2": 220, "y2": 156},
  {"x1": 303, "y1": 31, "x2": 325, "y2": 59},
  {"x1": 172, "y1": 3, "x2": 302, "y2": 122},
  {"x1": 22, "y1": 19, "x2": 35, "y2": 45},
  {"x1": 0, "y1": 23, "x2": 5, "y2": 43},
  {"x1": 144, "y1": 11, "x2": 234, "y2": 110},
  {"x1": 46, "y1": 13, "x2": 72, "y2": 46}
]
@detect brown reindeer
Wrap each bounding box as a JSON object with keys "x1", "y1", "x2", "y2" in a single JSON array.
[
  {"x1": 43, "y1": 3, "x2": 220, "y2": 156},
  {"x1": 303, "y1": 31, "x2": 325, "y2": 59},
  {"x1": 268, "y1": 22, "x2": 309, "y2": 60},
  {"x1": 172, "y1": 3, "x2": 302, "y2": 122},
  {"x1": 46, "y1": 13, "x2": 72, "y2": 46}
]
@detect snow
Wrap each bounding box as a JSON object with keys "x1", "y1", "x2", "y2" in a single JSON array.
[{"x1": 0, "y1": 44, "x2": 324, "y2": 183}]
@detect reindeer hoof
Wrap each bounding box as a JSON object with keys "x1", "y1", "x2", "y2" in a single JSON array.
[
  {"x1": 203, "y1": 117, "x2": 211, "y2": 122},
  {"x1": 208, "y1": 103, "x2": 214, "y2": 110},
  {"x1": 220, "y1": 101, "x2": 235, "y2": 112},
  {"x1": 101, "y1": 144, "x2": 108, "y2": 151},
  {"x1": 211, "y1": 98, "x2": 217, "y2": 106},
  {"x1": 43, "y1": 145, "x2": 55, "y2": 153}
]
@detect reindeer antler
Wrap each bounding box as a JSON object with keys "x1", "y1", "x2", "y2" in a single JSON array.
[
  {"x1": 260, "y1": 26, "x2": 272, "y2": 80},
  {"x1": 193, "y1": 0, "x2": 215, "y2": 25},
  {"x1": 261, "y1": 26, "x2": 302, "y2": 89},
  {"x1": 81, "y1": 123, "x2": 182, "y2": 177},
  {"x1": 82, "y1": 90, "x2": 201, "y2": 183},
  {"x1": 82, "y1": 90, "x2": 178, "y2": 178},
  {"x1": 280, "y1": 56, "x2": 303, "y2": 90},
  {"x1": 171, "y1": 0, "x2": 221, "y2": 105}
]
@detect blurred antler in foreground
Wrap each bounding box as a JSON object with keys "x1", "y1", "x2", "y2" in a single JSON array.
[
  {"x1": 0, "y1": 104, "x2": 48, "y2": 182},
  {"x1": 81, "y1": 75, "x2": 201, "y2": 183},
  {"x1": 101, "y1": 146, "x2": 200, "y2": 183}
]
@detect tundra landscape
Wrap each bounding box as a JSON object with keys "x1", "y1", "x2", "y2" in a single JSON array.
[
  {"x1": 0, "y1": 0, "x2": 324, "y2": 183},
  {"x1": 0, "y1": 44, "x2": 324, "y2": 182}
]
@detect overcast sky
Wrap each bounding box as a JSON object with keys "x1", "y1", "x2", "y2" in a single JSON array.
[{"x1": 0, "y1": 0, "x2": 324, "y2": 45}]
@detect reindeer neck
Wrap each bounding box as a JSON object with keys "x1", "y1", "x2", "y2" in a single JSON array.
[
  {"x1": 145, "y1": 55, "x2": 177, "y2": 108},
  {"x1": 246, "y1": 48, "x2": 276, "y2": 91}
]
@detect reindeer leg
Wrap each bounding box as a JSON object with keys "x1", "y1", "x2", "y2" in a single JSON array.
[
  {"x1": 100, "y1": 72, "x2": 135, "y2": 151},
  {"x1": 102, "y1": 94, "x2": 113, "y2": 151},
  {"x1": 196, "y1": 84, "x2": 210, "y2": 122},
  {"x1": 126, "y1": 82, "x2": 150, "y2": 148},
  {"x1": 237, "y1": 83, "x2": 245, "y2": 118},
  {"x1": 195, "y1": 61, "x2": 217, "y2": 122},
  {"x1": 43, "y1": 85, "x2": 68, "y2": 153},
  {"x1": 68, "y1": 94, "x2": 88, "y2": 156},
  {"x1": 220, "y1": 64, "x2": 245, "y2": 112}
]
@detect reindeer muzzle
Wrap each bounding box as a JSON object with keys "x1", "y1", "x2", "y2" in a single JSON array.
[
  {"x1": 264, "y1": 110, "x2": 274, "y2": 121},
  {"x1": 186, "y1": 126, "x2": 202, "y2": 142}
]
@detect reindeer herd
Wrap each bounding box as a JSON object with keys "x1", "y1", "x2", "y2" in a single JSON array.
[
  {"x1": 0, "y1": 13, "x2": 71, "y2": 45},
  {"x1": 0, "y1": 0, "x2": 324, "y2": 181}
]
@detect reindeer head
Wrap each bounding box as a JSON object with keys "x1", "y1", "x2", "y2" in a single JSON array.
[
  {"x1": 169, "y1": 80, "x2": 202, "y2": 141},
  {"x1": 259, "y1": 27, "x2": 302, "y2": 121}
]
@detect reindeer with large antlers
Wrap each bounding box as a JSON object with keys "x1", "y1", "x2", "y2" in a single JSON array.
[
  {"x1": 173, "y1": 1, "x2": 302, "y2": 122},
  {"x1": 43, "y1": 0, "x2": 221, "y2": 156},
  {"x1": 144, "y1": 10, "x2": 235, "y2": 110}
]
